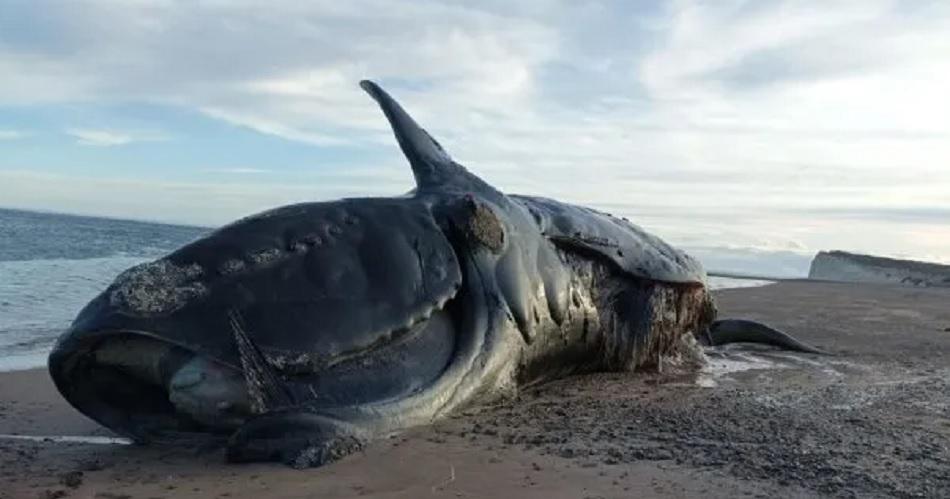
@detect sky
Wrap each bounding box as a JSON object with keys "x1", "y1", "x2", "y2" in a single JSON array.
[{"x1": 1, "y1": 0, "x2": 949, "y2": 273}]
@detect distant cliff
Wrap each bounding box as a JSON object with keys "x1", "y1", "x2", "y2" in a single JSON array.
[{"x1": 808, "y1": 251, "x2": 950, "y2": 287}]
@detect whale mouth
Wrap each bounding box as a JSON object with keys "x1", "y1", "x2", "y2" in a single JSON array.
[
  {"x1": 48, "y1": 304, "x2": 460, "y2": 441},
  {"x1": 49, "y1": 333, "x2": 252, "y2": 440}
]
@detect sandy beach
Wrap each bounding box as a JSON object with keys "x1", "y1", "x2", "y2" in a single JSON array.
[{"x1": 3, "y1": 281, "x2": 949, "y2": 499}]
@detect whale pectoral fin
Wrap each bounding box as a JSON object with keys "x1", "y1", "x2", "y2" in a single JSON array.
[
  {"x1": 706, "y1": 319, "x2": 827, "y2": 355},
  {"x1": 360, "y1": 80, "x2": 498, "y2": 195},
  {"x1": 359, "y1": 80, "x2": 454, "y2": 176},
  {"x1": 227, "y1": 411, "x2": 363, "y2": 468}
]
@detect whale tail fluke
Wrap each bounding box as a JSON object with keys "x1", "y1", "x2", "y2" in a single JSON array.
[{"x1": 702, "y1": 319, "x2": 827, "y2": 354}]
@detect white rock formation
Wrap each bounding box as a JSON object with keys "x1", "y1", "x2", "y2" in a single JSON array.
[{"x1": 808, "y1": 251, "x2": 950, "y2": 287}]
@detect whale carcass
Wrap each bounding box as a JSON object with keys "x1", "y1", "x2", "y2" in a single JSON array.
[{"x1": 48, "y1": 81, "x2": 821, "y2": 467}]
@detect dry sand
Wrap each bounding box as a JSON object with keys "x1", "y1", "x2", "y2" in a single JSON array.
[{"x1": 2, "y1": 281, "x2": 949, "y2": 499}]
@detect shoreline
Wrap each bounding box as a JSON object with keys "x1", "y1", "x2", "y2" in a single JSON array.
[
  {"x1": 3, "y1": 281, "x2": 949, "y2": 498},
  {"x1": 0, "y1": 352, "x2": 51, "y2": 373}
]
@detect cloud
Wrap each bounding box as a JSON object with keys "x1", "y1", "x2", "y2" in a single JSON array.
[
  {"x1": 202, "y1": 168, "x2": 272, "y2": 175},
  {"x1": 66, "y1": 128, "x2": 169, "y2": 146},
  {"x1": 4, "y1": 1, "x2": 948, "y2": 153},
  {"x1": 0, "y1": 169, "x2": 405, "y2": 227},
  {"x1": 0, "y1": 0, "x2": 948, "y2": 262},
  {"x1": 0, "y1": 129, "x2": 26, "y2": 140},
  {"x1": 0, "y1": 1, "x2": 558, "y2": 144}
]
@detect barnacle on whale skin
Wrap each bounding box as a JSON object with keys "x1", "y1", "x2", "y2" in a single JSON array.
[{"x1": 109, "y1": 260, "x2": 207, "y2": 317}]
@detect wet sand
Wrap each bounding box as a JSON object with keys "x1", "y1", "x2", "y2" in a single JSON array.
[{"x1": 2, "y1": 281, "x2": 949, "y2": 498}]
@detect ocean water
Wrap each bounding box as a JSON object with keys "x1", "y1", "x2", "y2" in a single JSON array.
[
  {"x1": 0, "y1": 208, "x2": 208, "y2": 371},
  {"x1": 0, "y1": 208, "x2": 774, "y2": 372}
]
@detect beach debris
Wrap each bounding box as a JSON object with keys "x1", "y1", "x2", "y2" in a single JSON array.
[{"x1": 58, "y1": 470, "x2": 83, "y2": 488}]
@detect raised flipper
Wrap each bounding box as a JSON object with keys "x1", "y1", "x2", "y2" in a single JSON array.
[
  {"x1": 227, "y1": 411, "x2": 364, "y2": 468},
  {"x1": 703, "y1": 319, "x2": 826, "y2": 354},
  {"x1": 359, "y1": 79, "x2": 496, "y2": 195}
]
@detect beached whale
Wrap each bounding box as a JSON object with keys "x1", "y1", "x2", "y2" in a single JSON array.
[{"x1": 48, "y1": 81, "x2": 821, "y2": 467}]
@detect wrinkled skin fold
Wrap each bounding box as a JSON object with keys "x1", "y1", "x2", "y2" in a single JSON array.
[{"x1": 48, "y1": 80, "x2": 816, "y2": 468}]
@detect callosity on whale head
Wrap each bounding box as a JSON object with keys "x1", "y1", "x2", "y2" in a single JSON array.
[{"x1": 49, "y1": 80, "x2": 719, "y2": 467}]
